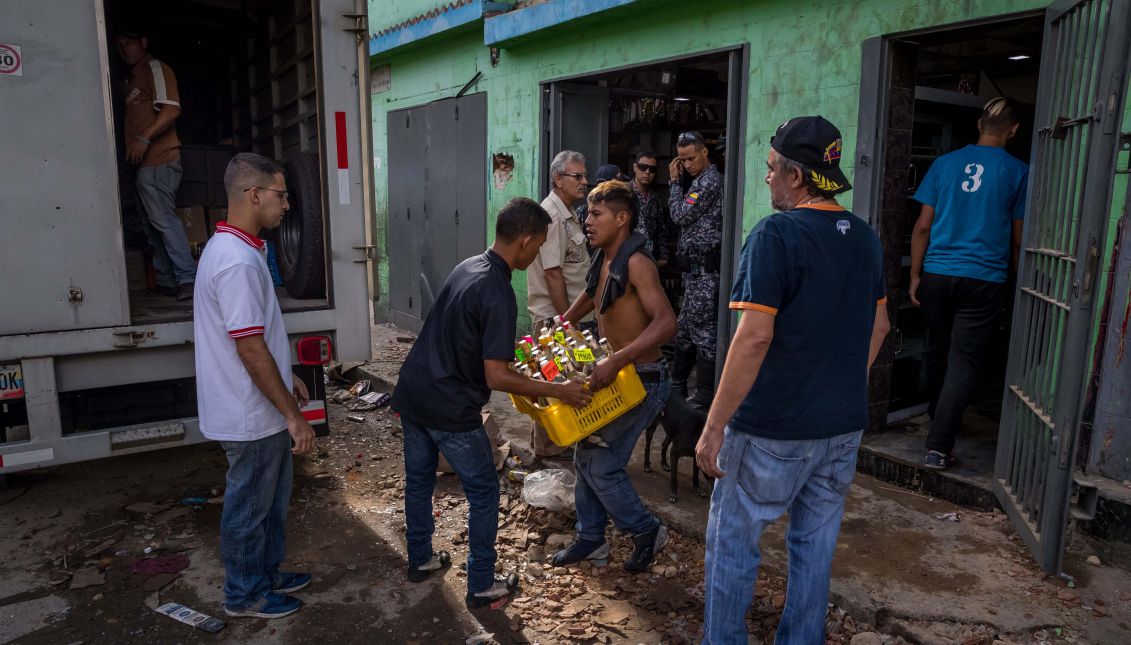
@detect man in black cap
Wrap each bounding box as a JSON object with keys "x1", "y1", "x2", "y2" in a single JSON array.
[{"x1": 695, "y1": 116, "x2": 890, "y2": 643}]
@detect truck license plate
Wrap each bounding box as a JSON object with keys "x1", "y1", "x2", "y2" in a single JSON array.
[{"x1": 0, "y1": 363, "x2": 24, "y2": 401}]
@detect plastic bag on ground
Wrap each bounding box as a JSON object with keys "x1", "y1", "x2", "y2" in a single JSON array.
[{"x1": 521, "y1": 468, "x2": 576, "y2": 512}]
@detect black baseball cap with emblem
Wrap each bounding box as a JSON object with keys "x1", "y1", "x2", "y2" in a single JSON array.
[{"x1": 770, "y1": 115, "x2": 851, "y2": 195}]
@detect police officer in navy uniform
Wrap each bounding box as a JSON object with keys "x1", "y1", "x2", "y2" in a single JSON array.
[{"x1": 668, "y1": 131, "x2": 724, "y2": 409}]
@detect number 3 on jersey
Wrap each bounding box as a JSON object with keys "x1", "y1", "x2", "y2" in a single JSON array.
[{"x1": 962, "y1": 163, "x2": 984, "y2": 193}]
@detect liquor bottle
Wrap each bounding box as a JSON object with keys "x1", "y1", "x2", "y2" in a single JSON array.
[
  {"x1": 538, "y1": 358, "x2": 565, "y2": 383},
  {"x1": 598, "y1": 337, "x2": 614, "y2": 357},
  {"x1": 584, "y1": 331, "x2": 605, "y2": 360}
]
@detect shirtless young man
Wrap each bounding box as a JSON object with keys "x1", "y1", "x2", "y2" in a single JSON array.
[{"x1": 551, "y1": 180, "x2": 677, "y2": 573}]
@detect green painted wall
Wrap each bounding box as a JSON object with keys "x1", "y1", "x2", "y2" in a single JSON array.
[{"x1": 368, "y1": 0, "x2": 1047, "y2": 328}]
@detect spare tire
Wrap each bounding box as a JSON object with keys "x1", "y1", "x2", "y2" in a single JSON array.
[{"x1": 275, "y1": 152, "x2": 326, "y2": 299}]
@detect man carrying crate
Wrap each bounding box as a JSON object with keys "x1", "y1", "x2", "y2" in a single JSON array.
[
  {"x1": 391, "y1": 198, "x2": 591, "y2": 610},
  {"x1": 552, "y1": 180, "x2": 678, "y2": 572}
]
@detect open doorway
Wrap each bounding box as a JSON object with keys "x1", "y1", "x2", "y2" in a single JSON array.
[
  {"x1": 863, "y1": 15, "x2": 1044, "y2": 488},
  {"x1": 104, "y1": 0, "x2": 331, "y2": 325},
  {"x1": 541, "y1": 51, "x2": 739, "y2": 395}
]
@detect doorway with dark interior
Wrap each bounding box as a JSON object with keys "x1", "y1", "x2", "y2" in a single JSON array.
[
  {"x1": 860, "y1": 14, "x2": 1044, "y2": 492},
  {"x1": 541, "y1": 50, "x2": 745, "y2": 402}
]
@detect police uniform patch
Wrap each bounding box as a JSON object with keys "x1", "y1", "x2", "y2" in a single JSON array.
[{"x1": 686, "y1": 192, "x2": 699, "y2": 205}]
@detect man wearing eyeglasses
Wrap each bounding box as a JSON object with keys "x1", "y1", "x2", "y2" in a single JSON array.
[
  {"x1": 668, "y1": 131, "x2": 725, "y2": 410},
  {"x1": 194, "y1": 153, "x2": 315, "y2": 619},
  {"x1": 630, "y1": 152, "x2": 669, "y2": 268},
  {"x1": 527, "y1": 150, "x2": 593, "y2": 456},
  {"x1": 115, "y1": 26, "x2": 196, "y2": 301},
  {"x1": 528, "y1": 150, "x2": 591, "y2": 334}
]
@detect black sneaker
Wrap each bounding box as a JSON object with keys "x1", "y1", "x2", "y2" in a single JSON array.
[
  {"x1": 623, "y1": 524, "x2": 668, "y2": 573},
  {"x1": 924, "y1": 450, "x2": 959, "y2": 470},
  {"x1": 407, "y1": 551, "x2": 451, "y2": 582},
  {"x1": 175, "y1": 283, "x2": 194, "y2": 301},
  {"x1": 465, "y1": 573, "x2": 519, "y2": 610},
  {"x1": 550, "y1": 538, "x2": 610, "y2": 567}
]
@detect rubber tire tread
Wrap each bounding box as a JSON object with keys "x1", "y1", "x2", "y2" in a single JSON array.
[{"x1": 277, "y1": 152, "x2": 326, "y2": 299}]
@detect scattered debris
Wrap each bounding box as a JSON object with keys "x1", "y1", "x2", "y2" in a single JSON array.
[
  {"x1": 933, "y1": 511, "x2": 961, "y2": 522},
  {"x1": 81, "y1": 529, "x2": 124, "y2": 558},
  {"x1": 360, "y1": 391, "x2": 391, "y2": 407},
  {"x1": 522, "y1": 469, "x2": 575, "y2": 511},
  {"x1": 396, "y1": 336, "x2": 416, "y2": 344},
  {"x1": 465, "y1": 632, "x2": 494, "y2": 644},
  {"x1": 1086, "y1": 555, "x2": 1101, "y2": 567},
  {"x1": 153, "y1": 506, "x2": 193, "y2": 524},
  {"x1": 348, "y1": 380, "x2": 371, "y2": 397},
  {"x1": 347, "y1": 414, "x2": 366, "y2": 423},
  {"x1": 68, "y1": 567, "x2": 106, "y2": 590},
  {"x1": 132, "y1": 554, "x2": 190, "y2": 575},
  {"x1": 125, "y1": 502, "x2": 171, "y2": 515},
  {"x1": 153, "y1": 602, "x2": 226, "y2": 633}
]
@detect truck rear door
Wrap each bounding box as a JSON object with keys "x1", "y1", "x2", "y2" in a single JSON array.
[
  {"x1": 1, "y1": 0, "x2": 129, "y2": 335},
  {"x1": 314, "y1": 0, "x2": 374, "y2": 362}
]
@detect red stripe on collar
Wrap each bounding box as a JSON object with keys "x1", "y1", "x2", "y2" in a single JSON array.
[{"x1": 215, "y1": 221, "x2": 265, "y2": 250}]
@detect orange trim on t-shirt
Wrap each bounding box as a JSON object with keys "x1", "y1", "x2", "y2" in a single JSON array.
[
  {"x1": 799, "y1": 203, "x2": 846, "y2": 212},
  {"x1": 729, "y1": 301, "x2": 779, "y2": 315},
  {"x1": 877, "y1": 296, "x2": 888, "y2": 305}
]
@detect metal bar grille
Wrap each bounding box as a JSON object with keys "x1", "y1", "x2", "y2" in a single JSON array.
[{"x1": 1001, "y1": 0, "x2": 1112, "y2": 534}]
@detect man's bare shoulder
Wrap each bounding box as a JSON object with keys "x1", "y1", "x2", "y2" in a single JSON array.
[{"x1": 627, "y1": 252, "x2": 661, "y2": 283}]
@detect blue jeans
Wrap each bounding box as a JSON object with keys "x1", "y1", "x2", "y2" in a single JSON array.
[
  {"x1": 402, "y1": 418, "x2": 500, "y2": 594},
  {"x1": 219, "y1": 429, "x2": 293, "y2": 609},
  {"x1": 573, "y1": 364, "x2": 670, "y2": 542},
  {"x1": 136, "y1": 157, "x2": 196, "y2": 288},
  {"x1": 703, "y1": 427, "x2": 863, "y2": 645}
]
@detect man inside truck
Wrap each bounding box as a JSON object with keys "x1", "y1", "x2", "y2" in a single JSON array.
[{"x1": 115, "y1": 26, "x2": 197, "y2": 301}]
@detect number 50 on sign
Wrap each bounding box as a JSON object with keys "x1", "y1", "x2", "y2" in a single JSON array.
[{"x1": 0, "y1": 44, "x2": 23, "y2": 77}]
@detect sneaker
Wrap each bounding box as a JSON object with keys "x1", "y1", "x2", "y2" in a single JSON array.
[
  {"x1": 465, "y1": 573, "x2": 519, "y2": 610},
  {"x1": 272, "y1": 572, "x2": 311, "y2": 594},
  {"x1": 623, "y1": 524, "x2": 668, "y2": 573},
  {"x1": 175, "y1": 283, "x2": 194, "y2": 301},
  {"x1": 924, "y1": 450, "x2": 959, "y2": 470},
  {"x1": 550, "y1": 538, "x2": 610, "y2": 567},
  {"x1": 407, "y1": 550, "x2": 451, "y2": 583},
  {"x1": 224, "y1": 592, "x2": 302, "y2": 619}
]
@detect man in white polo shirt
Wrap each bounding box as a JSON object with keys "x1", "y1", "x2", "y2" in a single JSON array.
[{"x1": 194, "y1": 152, "x2": 315, "y2": 619}]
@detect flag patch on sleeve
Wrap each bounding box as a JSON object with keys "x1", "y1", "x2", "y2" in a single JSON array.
[{"x1": 686, "y1": 192, "x2": 699, "y2": 205}]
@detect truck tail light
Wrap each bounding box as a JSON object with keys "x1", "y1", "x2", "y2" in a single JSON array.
[{"x1": 296, "y1": 336, "x2": 333, "y2": 365}]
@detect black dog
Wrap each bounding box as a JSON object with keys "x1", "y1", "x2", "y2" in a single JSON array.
[{"x1": 643, "y1": 391, "x2": 712, "y2": 502}]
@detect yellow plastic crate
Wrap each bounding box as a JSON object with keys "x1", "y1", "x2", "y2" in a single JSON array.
[{"x1": 509, "y1": 363, "x2": 647, "y2": 447}]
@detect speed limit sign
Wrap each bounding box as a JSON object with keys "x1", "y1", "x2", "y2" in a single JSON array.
[{"x1": 0, "y1": 44, "x2": 23, "y2": 77}]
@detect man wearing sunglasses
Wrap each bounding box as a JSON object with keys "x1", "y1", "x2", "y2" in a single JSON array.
[
  {"x1": 630, "y1": 152, "x2": 669, "y2": 268},
  {"x1": 668, "y1": 131, "x2": 725, "y2": 410}
]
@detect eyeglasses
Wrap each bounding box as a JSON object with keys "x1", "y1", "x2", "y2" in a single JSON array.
[
  {"x1": 635, "y1": 163, "x2": 657, "y2": 173},
  {"x1": 560, "y1": 172, "x2": 588, "y2": 181},
  {"x1": 244, "y1": 186, "x2": 289, "y2": 200},
  {"x1": 677, "y1": 131, "x2": 704, "y2": 147}
]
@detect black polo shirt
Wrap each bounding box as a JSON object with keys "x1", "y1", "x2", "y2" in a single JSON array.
[{"x1": 392, "y1": 249, "x2": 517, "y2": 431}]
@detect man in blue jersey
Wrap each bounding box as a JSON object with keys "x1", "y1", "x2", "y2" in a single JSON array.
[
  {"x1": 910, "y1": 97, "x2": 1029, "y2": 470},
  {"x1": 695, "y1": 116, "x2": 890, "y2": 643}
]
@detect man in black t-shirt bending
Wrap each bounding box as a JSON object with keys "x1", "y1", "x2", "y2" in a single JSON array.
[{"x1": 391, "y1": 197, "x2": 590, "y2": 611}]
